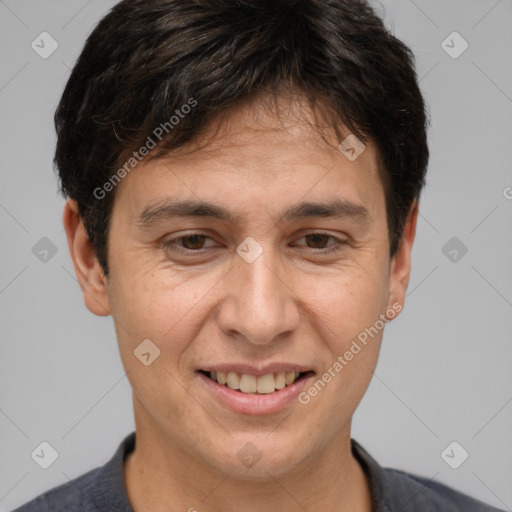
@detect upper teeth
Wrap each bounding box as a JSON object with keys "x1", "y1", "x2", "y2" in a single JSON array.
[{"x1": 210, "y1": 371, "x2": 300, "y2": 394}]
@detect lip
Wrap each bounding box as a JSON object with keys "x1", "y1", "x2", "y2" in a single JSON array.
[
  {"x1": 200, "y1": 363, "x2": 312, "y2": 377},
  {"x1": 196, "y1": 370, "x2": 315, "y2": 416}
]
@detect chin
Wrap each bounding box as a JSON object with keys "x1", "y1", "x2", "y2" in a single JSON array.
[{"x1": 207, "y1": 435, "x2": 310, "y2": 479}]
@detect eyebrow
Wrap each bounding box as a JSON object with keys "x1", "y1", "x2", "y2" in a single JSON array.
[{"x1": 136, "y1": 198, "x2": 370, "y2": 227}]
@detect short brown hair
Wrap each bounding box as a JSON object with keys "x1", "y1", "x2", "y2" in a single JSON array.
[{"x1": 54, "y1": 0, "x2": 429, "y2": 275}]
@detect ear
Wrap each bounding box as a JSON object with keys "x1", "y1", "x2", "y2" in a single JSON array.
[
  {"x1": 386, "y1": 199, "x2": 419, "y2": 318},
  {"x1": 63, "y1": 198, "x2": 111, "y2": 316}
]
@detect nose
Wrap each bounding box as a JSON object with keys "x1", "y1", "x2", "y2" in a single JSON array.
[{"x1": 217, "y1": 244, "x2": 301, "y2": 346}]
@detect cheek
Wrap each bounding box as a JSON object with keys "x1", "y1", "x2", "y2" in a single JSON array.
[
  {"x1": 107, "y1": 266, "x2": 210, "y2": 412},
  {"x1": 299, "y1": 265, "x2": 389, "y2": 348},
  {"x1": 107, "y1": 262, "x2": 223, "y2": 355},
  {"x1": 296, "y1": 265, "x2": 388, "y2": 402}
]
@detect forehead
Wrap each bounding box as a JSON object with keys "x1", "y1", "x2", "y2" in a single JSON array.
[
  {"x1": 162, "y1": 90, "x2": 374, "y2": 164},
  {"x1": 113, "y1": 92, "x2": 385, "y2": 221}
]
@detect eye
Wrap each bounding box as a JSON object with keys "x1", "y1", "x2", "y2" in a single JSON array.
[
  {"x1": 161, "y1": 233, "x2": 217, "y2": 254},
  {"x1": 294, "y1": 233, "x2": 347, "y2": 254},
  {"x1": 160, "y1": 231, "x2": 347, "y2": 257}
]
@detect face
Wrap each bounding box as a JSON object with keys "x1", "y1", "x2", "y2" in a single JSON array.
[{"x1": 67, "y1": 93, "x2": 416, "y2": 479}]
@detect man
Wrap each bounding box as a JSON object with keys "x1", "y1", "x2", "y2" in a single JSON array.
[{"x1": 14, "y1": 0, "x2": 505, "y2": 510}]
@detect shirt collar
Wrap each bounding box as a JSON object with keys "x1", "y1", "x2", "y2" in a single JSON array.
[{"x1": 351, "y1": 438, "x2": 391, "y2": 512}]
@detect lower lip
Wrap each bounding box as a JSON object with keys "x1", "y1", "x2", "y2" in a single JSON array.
[{"x1": 197, "y1": 372, "x2": 314, "y2": 416}]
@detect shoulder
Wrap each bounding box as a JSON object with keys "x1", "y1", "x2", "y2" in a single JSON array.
[
  {"x1": 380, "y1": 466, "x2": 506, "y2": 512},
  {"x1": 351, "y1": 439, "x2": 506, "y2": 512},
  {"x1": 12, "y1": 431, "x2": 135, "y2": 512},
  {"x1": 11, "y1": 466, "x2": 102, "y2": 511}
]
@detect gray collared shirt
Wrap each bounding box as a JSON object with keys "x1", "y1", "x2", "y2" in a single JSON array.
[{"x1": 13, "y1": 431, "x2": 506, "y2": 511}]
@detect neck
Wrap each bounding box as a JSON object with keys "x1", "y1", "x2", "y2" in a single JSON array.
[{"x1": 124, "y1": 424, "x2": 373, "y2": 512}]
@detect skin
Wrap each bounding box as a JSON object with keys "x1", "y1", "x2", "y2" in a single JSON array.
[{"x1": 64, "y1": 92, "x2": 418, "y2": 512}]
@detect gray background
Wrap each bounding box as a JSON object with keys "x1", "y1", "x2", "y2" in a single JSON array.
[{"x1": 1, "y1": 0, "x2": 511, "y2": 510}]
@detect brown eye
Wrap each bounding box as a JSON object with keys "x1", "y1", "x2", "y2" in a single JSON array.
[
  {"x1": 180, "y1": 234, "x2": 207, "y2": 250},
  {"x1": 294, "y1": 232, "x2": 347, "y2": 255},
  {"x1": 304, "y1": 233, "x2": 331, "y2": 249},
  {"x1": 161, "y1": 233, "x2": 216, "y2": 255}
]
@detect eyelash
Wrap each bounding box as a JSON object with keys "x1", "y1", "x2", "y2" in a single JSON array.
[{"x1": 161, "y1": 232, "x2": 347, "y2": 256}]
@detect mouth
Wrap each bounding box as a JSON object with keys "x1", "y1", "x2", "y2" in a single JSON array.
[{"x1": 198, "y1": 370, "x2": 314, "y2": 395}]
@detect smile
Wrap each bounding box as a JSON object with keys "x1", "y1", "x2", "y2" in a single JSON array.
[{"x1": 200, "y1": 370, "x2": 307, "y2": 394}]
